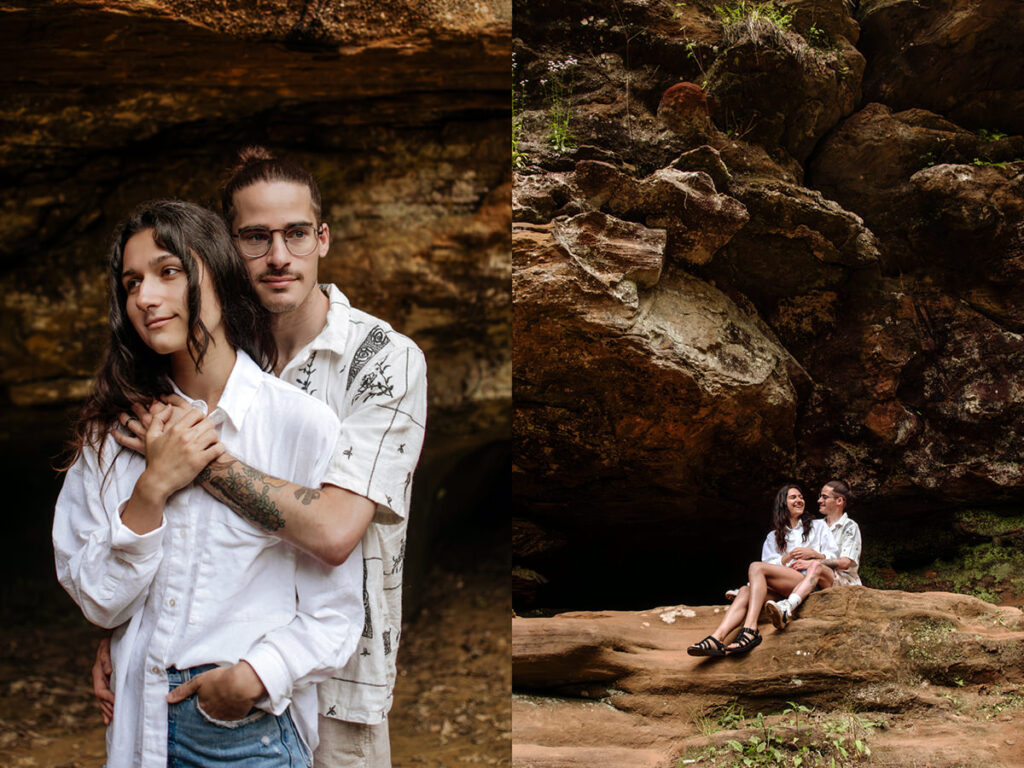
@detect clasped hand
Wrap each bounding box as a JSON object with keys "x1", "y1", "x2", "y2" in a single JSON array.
[
  {"x1": 116, "y1": 395, "x2": 224, "y2": 496},
  {"x1": 165, "y1": 662, "x2": 266, "y2": 722}
]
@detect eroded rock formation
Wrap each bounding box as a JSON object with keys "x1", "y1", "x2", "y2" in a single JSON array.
[
  {"x1": 513, "y1": 591, "x2": 1024, "y2": 768},
  {"x1": 513, "y1": 0, "x2": 1024, "y2": 608},
  {"x1": 1, "y1": 0, "x2": 510, "y2": 605}
]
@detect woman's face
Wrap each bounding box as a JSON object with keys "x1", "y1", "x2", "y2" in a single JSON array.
[
  {"x1": 786, "y1": 488, "x2": 805, "y2": 516},
  {"x1": 121, "y1": 228, "x2": 222, "y2": 358}
]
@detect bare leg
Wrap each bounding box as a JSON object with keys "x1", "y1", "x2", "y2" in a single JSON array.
[
  {"x1": 789, "y1": 561, "x2": 835, "y2": 604},
  {"x1": 739, "y1": 562, "x2": 804, "y2": 631},
  {"x1": 709, "y1": 586, "x2": 751, "y2": 644}
]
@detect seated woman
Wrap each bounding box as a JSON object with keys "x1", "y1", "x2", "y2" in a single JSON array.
[
  {"x1": 763, "y1": 479, "x2": 863, "y2": 628},
  {"x1": 53, "y1": 200, "x2": 363, "y2": 767},
  {"x1": 687, "y1": 484, "x2": 838, "y2": 656}
]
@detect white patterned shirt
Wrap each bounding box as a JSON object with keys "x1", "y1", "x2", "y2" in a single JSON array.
[
  {"x1": 760, "y1": 518, "x2": 839, "y2": 565},
  {"x1": 53, "y1": 351, "x2": 364, "y2": 767},
  {"x1": 279, "y1": 284, "x2": 427, "y2": 725},
  {"x1": 827, "y1": 513, "x2": 863, "y2": 586}
]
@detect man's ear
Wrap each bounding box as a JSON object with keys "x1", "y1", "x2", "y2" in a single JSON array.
[{"x1": 318, "y1": 222, "x2": 330, "y2": 259}]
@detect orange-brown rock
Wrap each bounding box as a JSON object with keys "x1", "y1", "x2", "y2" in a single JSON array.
[
  {"x1": 513, "y1": 590, "x2": 1024, "y2": 768},
  {"x1": 656, "y1": 82, "x2": 712, "y2": 138},
  {"x1": 0, "y1": 0, "x2": 510, "y2": 607},
  {"x1": 513, "y1": 0, "x2": 1024, "y2": 610}
]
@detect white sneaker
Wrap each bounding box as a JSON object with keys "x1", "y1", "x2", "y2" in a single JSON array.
[
  {"x1": 725, "y1": 588, "x2": 740, "y2": 602},
  {"x1": 766, "y1": 599, "x2": 791, "y2": 629}
]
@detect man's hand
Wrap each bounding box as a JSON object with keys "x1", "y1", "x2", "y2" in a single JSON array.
[
  {"x1": 790, "y1": 558, "x2": 817, "y2": 570},
  {"x1": 165, "y1": 662, "x2": 266, "y2": 722},
  {"x1": 91, "y1": 637, "x2": 115, "y2": 725}
]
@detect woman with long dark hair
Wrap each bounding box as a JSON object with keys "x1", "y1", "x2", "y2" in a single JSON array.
[
  {"x1": 53, "y1": 199, "x2": 363, "y2": 767},
  {"x1": 687, "y1": 484, "x2": 837, "y2": 656}
]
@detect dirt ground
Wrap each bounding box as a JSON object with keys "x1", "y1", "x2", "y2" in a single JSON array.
[{"x1": 0, "y1": 546, "x2": 510, "y2": 768}]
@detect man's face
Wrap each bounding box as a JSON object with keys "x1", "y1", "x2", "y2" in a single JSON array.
[
  {"x1": 121, "y1": 229, "x2": 221, "y2": 357},
  {"x1": 231, "y1": 180, "x2": 329, "y2": 315},
  {"x1": 818, "y1": 485, "x2": 841, "y2": 517}
]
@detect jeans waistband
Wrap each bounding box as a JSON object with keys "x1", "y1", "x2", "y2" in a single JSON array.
[{"x1": 167, "y1": 663, "x2": 219, "y2": 684}]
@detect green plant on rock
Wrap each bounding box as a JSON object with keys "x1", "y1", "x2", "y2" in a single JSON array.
[
  {"x1": 513, "y1": 53, "x2": 527, "y2": 169},
  {"x1": 971, "y1": 157, "x2": 1008, "y2": 169},
  {"x1": 805, "y1": 22, "x2": 830, "y2": 48},
  {"x1": 976, "y1": 128, "x2": 1009, "y2": 142},
  {"x1": 978, "y1": 685, "x2": 1024, "y2": 719},
  {"x1": 682, "y1": 706, "x2": 880, "y2": 767},
  {"x1": 714, "y1": 1, "x2": 794, "y2": 47},
  {"x1": 542, "y1": 57, "x2": 578, "y2": 153}
]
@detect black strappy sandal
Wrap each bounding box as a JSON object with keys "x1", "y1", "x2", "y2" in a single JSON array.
[
  {"x1": 687, "y1": 635, "x2": 727, "y2": 657},
  {"x1": 725, "y1": 627, "x2": 762, "y2": 655}
]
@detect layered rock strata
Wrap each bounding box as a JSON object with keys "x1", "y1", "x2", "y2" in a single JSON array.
[
  {"x1": 514, "y1": 0, "x2": 1024, "y2": 608},
  {"x1": 1, "y1": 0, "x2": 511, "y2": 604}
]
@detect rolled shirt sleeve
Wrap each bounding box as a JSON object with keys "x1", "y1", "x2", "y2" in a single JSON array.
[
  {"x1": 839, "y1": 520, "x2": 862, "y2": 564},
  {"x1": 322, "y1": 345, "x2": 427, "y2": 524}
]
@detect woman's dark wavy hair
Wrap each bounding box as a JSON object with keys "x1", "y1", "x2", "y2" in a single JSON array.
[
  {"x1": 65, "y1": 199, "x2": 277, "y2": 465},
  {"x1": 772, "y1": 483, "x2": 815, "y2": 553}
]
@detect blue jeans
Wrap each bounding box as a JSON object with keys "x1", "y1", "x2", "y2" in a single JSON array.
[{"x1": 167, "y1": 665, "x2": 311, "y2": 767}]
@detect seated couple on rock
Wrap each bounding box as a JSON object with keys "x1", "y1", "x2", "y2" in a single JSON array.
[{"x1": 688, "y1": 479, "x2": 862, "y2": 657}]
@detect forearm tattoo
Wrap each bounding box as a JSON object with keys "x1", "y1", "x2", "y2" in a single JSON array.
[
  {"x1": 294, "y1": 487, "x2": 321, "y2": 505},
  {"x1": 200, "y1": 460, "x2": 286, "y2": 532}
]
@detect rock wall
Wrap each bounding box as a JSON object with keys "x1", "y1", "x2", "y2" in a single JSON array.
[
  {"x1": 513, "y1": 0, "x2": 1024, "y2": 607},
  {"x1": 0, "y1": 0, "x2": 511, "y2": 609}
]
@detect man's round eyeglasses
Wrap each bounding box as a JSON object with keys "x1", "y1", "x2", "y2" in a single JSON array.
[{"x1": 232, "y1": 225, "x2": 322, "y2": 258}]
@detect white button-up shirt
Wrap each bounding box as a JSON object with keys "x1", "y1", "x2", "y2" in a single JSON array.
[
  {"x1": 53, "y1": 351, "x2": 364, "y2": 767},
  {"x1": 280, "y1": 285, "x2": 427, "y2": 725},
  {"x1": 761, "y1": 518, "x2": 839, "y2": 564},
  {"x1": 828, "y1": 513, "x2": 863, "y2": 585}
]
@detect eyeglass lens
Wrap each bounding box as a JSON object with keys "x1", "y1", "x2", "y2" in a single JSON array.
[{"x1": 236, "y1": 226, "x2": 318, "y2": 258}]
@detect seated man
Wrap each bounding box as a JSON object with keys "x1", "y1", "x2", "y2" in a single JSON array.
[{"x1": 766, "y1": 479, "x2": 862, "y2": 628}]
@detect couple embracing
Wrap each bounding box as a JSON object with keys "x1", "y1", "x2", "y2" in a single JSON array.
[
  {"x1": 688, "y1": 480, "x2": 863, "y2": 657},
  {"x1": 53, "y1": 148, "x2": 426, "y2": 767}
]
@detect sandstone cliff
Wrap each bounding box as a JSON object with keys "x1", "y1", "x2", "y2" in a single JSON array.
[
  {"x1": 513, "y1": 0, "x2": 1024, "y2": 609},
  {"x1": 0, "y1": 0, "x2": 510, "y2": 606}
]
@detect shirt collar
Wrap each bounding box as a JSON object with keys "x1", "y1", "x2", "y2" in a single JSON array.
[
  {"x1": 829, "y1": 512, "x2": 850, "y2": 530},
  {"x1": 307, "y1": 283, "x2": 352, "y2": 354},
  {"x1": 170, "y1": 349, "x2": 262, "y2": 431}
]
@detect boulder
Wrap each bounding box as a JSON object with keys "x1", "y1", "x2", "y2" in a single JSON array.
[
  {"x1": 514, "y1": 220, "x2": 807, "y2": 518},
  {"x1": 572, "y1": 160, "x2": 750, "y2": 266},
  {"x1": 858, "y1": 0, "x2": 1024, "y2": 133},
  {"x1": 808, "y1": 103, "x2": 1024, "y2": 267}
]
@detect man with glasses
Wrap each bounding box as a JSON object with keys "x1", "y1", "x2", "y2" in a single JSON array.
[
  {"x1": 99, "y1": 146, "x2": 427, "y2": 768},
  {"x1": 765, "y1": 479, "x2": 863, "y2": 629}
]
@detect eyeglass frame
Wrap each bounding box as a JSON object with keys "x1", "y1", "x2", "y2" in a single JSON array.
[{"x1": 230, "y1": 223, "x2": 325, "y2": 259}]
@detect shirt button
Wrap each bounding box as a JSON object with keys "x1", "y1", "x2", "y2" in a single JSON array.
[
  {"x1": 151, "y1": 665, "x2": 161, "y2": 675},
  {"x1": 168, "y1": 598, "x2": 176, "y2": 607}
]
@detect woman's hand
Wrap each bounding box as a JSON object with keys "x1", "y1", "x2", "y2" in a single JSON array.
[
  {"x1": 789, "y1": 546, "x2": 820, "y2": 560},
  {"x1": 139, "y1": 403, "x2": 224, "y2": 499},
  {"x1": 166, "y1": 662, "x2": 266, "y2": 721}
]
